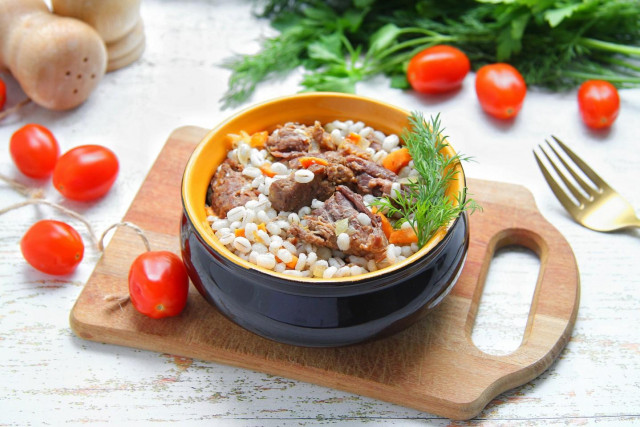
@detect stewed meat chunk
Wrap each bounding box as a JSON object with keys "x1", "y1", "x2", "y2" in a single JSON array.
[
  {"x1": 266, "y1": 121, "x2": 338, "y2": 159},
  {"x1": 344, "y1": 155, "x2": 398, "y2": 196},
  {"x1": 268, "y1": 164, "x2": 334, "y2": 212},
  {"x1": 291, "y1": 186, "x2": 388, "y2": 258},
  {"x1": 208, "y1": 159, "x2": 259, "y2": 217},
  {"x1": 266, "y1": 123, "x2": 311, "y2": 159}
]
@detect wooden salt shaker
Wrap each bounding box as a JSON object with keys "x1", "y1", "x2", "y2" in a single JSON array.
[
  {"x1": 51, "y1": 0, "x2": 144, "y2": 71},
  {"x1": 0, "y1": 0, "x2": 107, "y2": 110}
]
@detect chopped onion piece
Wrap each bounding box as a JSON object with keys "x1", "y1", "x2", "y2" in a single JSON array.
[{"x1": 334, "y1": 218, "x2": 349, "y2": 235}]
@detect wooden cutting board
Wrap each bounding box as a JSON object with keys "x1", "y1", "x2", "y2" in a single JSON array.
[{"x1": 70, "y1": 126, "x2": 580, "y2": 420}]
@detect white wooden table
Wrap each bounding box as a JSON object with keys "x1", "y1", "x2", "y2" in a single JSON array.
[{"x1": 1, "y1": 1, "x2": 639, "y2": 425}]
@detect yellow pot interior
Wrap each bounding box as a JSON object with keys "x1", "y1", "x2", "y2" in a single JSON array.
[{"x1": 182, "y1": 92, "x2": 465, "y2": 283}]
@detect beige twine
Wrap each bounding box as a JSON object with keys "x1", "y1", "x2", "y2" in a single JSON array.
[
  {"x1": 1, "y1": 173, "x2": 152, "y2": 310},
  {"x1": 0, "y1": 173, "x2": 45, "y2": 199},
  {"x1": 0, "y1": 197, "x2": 100, "y2": 246},
  {"x1": 97, "y1": 221, "x2": 155, "y2": 309},
  {"x1": 98, "y1": 221, "x2": 151, "y2": 252},
  {"x1": 0, "y1": 98, "x2": 32, "y2": 122}
]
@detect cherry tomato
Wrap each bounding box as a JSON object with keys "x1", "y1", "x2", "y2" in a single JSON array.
[
  {"x1": 20, "y1": 220, "x2": 84, "y2": 275},
  {"x1": 128, "y1": 251, "x2": 189, "y2": 319},
  {"x1": 407, "y1": 45, "x2": 471, "y2": 94},
  {"x1": 0, "y1": 77, "x2": 6, "y2": 110},
  {"x1": 9, "y1": 124, "x2": 60, "y2": 179},
  {"x1": 475, "y1": 63, "x2": 527, "y2": 119},
  {"x1": 53, "y1": 145, "x2": 119, "y2": 201},
  {"x1": 577, "y1": 80, "x2": 620, "y2": 129}
]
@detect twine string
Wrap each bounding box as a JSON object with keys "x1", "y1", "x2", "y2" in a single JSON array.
[
  {"x1": 0, "y1": 173, "x2": 45, "y2": 199},
  {"x1": 0, "y1": 198, "x2": 99, "y2": 247},
  {"x1": 97, "y1": 221, "x2": 154, "y2": 309},
  {"x1": 98, "y1": 221, "x2": 151, "y2": 252},
  {"x1": 1, "y1": 174, "x2": 151, "y2": 310},
  {"x1": 0, "y1": 98, "x2": 32, "y2": 122},
  {"x1": 98, "y1": 221, "x2": 154, "y2": 309}
]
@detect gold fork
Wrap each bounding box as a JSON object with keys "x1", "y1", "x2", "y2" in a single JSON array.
[{"x1": 534, "y1": 136, "x2": 640, "y2": 231}]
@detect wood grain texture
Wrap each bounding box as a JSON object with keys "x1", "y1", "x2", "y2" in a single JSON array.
[{"x1": 70, "y1": 126, "x2": 580, "y2": 420}]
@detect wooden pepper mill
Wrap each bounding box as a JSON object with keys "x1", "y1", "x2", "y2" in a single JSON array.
[
  {"x1": 51, "y1": 0, "x2": 145, "y2": 72},
  {"x1": 0, "y1": 0, "x2": 107, "y2": 110}
]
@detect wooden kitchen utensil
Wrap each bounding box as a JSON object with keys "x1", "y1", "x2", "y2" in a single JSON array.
[
  {"x1": 70, "y1": 126, "x2": 580, "y2": 420},
  {"x1": 0, "y1": 0, "x2": 107, "y2": 110},
  {"x1": 51, "y1": 0, "x2": 144, "y2": 71}
]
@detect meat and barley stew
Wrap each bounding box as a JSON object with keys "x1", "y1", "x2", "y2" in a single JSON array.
[{"x1": 205, "y1": 119, "x2": 425, "y2": 279}]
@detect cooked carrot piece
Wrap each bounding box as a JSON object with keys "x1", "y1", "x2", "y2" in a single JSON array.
[
  {"x1": 378, "y1": 213, "x2": 394, "y2": 239},
  {"x1": 275, "y1": 254, "x2": 299, "y2": 270},
  {"x1": 382, "y1": 147, "x2": 412, "y2": 174},
  {"x1": 259, "y1": 163, "x2": 276, "y2": 177},
  {"x1": 298, "y1": 156, "x2": 329, "y2": 168},
  {"x1": 285, "y1": 255, "x2": 299, "y2": 269},
  {"x1": 234, "y1": 229, "x2": 245, "y2": 237},
  {"x1": 389, "y1": 227, "x2": 418, "y2": 245},
  {"x1": 224, "y1": 130, "x2": 250, "y2": 149},
  {"x1": 250, "y1": 131, "x2": 269, "y2": 148},
  {"x1": 371, "y1": 207, "x2": 393, "y2": 239},
  {"x1": 345, "y1": 132, "x2": 362, "y2": 144}
]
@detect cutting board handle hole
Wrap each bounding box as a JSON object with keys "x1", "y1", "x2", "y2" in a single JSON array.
[{"x1": 470, "y1": 240, "x2": 541, "y2": 356}]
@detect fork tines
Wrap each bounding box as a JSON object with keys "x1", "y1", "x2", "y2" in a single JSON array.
[{"x1": 533, "y1": 136, "x2": 607, "y2": 211}]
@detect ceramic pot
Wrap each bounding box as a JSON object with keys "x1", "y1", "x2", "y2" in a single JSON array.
[{"x1": 180, "y1": 93, "x2": 470, "y2": 347}]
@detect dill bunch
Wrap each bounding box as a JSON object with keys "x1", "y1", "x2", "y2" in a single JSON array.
[
  {"x1": 372, "y1": 112, "x2": 479, "y2": 248},
  {"x1": 221, "y1": 0, "x2": 640, "y2": 107}
]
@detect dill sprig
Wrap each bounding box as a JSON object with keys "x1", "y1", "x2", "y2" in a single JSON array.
[{"x1": 371, "y1": 112, "x2": 479, "y2": 247}]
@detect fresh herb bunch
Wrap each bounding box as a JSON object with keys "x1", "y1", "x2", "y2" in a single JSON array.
[
  {"x1": 371, "y1": 112, "x2": 479, "y2": 248},
  {"x1": 222, "y1": 0, "x2": 640, "y2": 107}
]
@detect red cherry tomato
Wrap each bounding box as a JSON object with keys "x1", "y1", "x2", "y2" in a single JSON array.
[
  {"x1": 577, "y1": 80, "x2": 620, "y2": 129},
  {"x1": 407, "y1": 45, "x2": 471, "y2": 94},
  {"x1": 53, "y1": 145, "x2": 119, "y2": 201},
  {"x1": 0, "y1": 77, "x2": 6, "y2": 110},
  {"x1": 475, "y1": 63, "x2": 527, "y2": 119},
  {"x1": 9, "y1": 124, "x2": 60, "y2": 179},
  {"x1": 128, "y1": 251, "x2": 189, "y2": 319},
  {"x1": 20, "y1": 220, "x2": 84, "y2": 275}
]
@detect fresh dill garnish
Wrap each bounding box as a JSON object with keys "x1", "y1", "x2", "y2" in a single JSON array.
[
  {"x1": 371, "y1": 112, "x2": 480, "y2": 247},
  {"x1": 221, "y1": 0, "x2": 640, "y2": 107}
]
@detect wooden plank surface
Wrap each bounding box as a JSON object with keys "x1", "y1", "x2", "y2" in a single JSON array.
[{"x1": 70, "y1": 126, "x2": 580, "y2": 420}]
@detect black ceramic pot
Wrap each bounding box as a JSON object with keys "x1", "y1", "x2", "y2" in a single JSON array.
[
  {"x1": 180, "y1": 93, "x2": 470, "y2": 347},
  {"x1": 180, "y1": 211, "x2": 468, "y2": 347}
]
